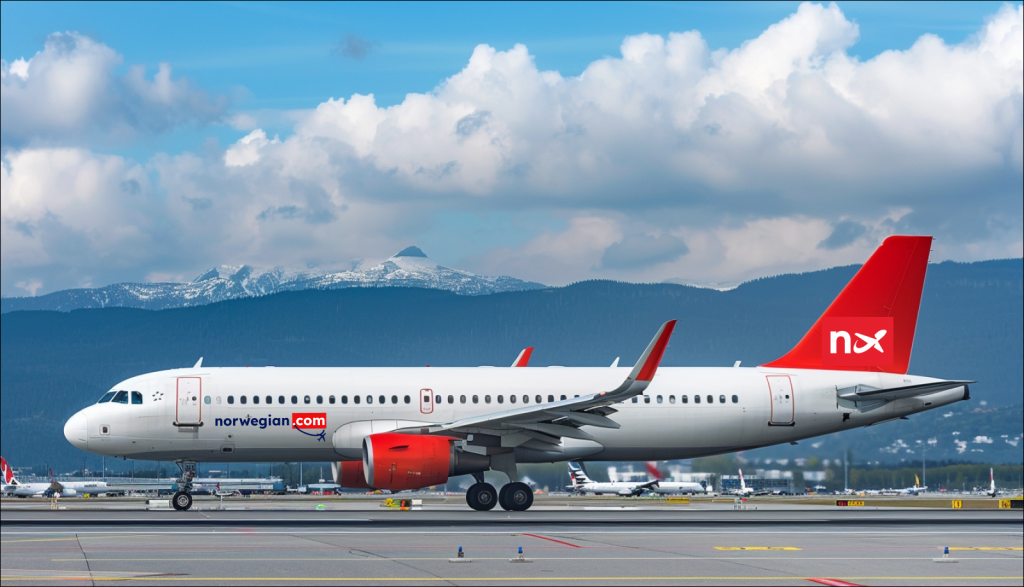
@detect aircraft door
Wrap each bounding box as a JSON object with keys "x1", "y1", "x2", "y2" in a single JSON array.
[
  {"x1": 766, "y1": 375, "x2": 794, "y2": 426},
  {"x1": 420, "y1": 388, "x2": 434, "y2": 415},
  {"x1": 176, "y1": 377, "x2": 203, "y2": 426}
]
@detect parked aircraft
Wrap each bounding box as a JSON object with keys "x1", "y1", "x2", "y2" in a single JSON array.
[
  {"x1": 883, "y1": 475, "x2": 928, "y2": 496},
  {"x1": 565, "y1": 462, "x2": 657, "y2": 496},
  {"x1": 644, "y1": 462, "x2": 711, "y2": 495},
  {"x1": 63, "y1": 236, "x2": 973, "y2": 512},
  {"x1": 1, "y1": 458, "x2": 109, "y2": 497}
]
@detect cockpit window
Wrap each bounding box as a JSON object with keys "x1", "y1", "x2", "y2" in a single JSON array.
[
  {"x1": 131, "y1": 391, "x2": 143, "y2": 405},
  {"x1": 112, "y1": 391, "x2": 129, "y2": 404},
  {"x1": 98, "y1": 391, "x2": 116, "y2": 404}
]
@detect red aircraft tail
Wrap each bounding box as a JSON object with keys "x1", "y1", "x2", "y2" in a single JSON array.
[{"x1": 762, "y1": 235, "x2": 932, "y2": 374}]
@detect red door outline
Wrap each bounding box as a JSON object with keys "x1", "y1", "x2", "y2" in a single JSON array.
[{"x1": 420, "y1": 388, "x2": 433, "y2": 415}]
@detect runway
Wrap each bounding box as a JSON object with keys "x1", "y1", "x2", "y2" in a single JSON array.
[{"x1": 3, "y1": 498, "x2": 1021, "y2": 585}]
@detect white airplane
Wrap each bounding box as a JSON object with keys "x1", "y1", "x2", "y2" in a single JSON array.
[
  {"x1": 0, "y1": 458, "x2": 111, "y2": 497},
  {"x1": 986, "y1": 468, "x2": 998, "y2": 498},
  {"x1": 726, "y1": 469, "x2": 760, "y2": 496},
  {"x1": 644, "y1": 462, "x2": 711, "y2": 495},
  {"x1": 566, "y1": 462, "x2": 657, "y2": 496},
  {"x1": 62, "y1": 236, "x2": 974, "y2": 512},
  {"x1": 883, "y1": 475, "x2": 928, "y2": 496}
]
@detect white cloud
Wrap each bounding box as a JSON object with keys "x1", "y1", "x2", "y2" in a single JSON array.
[
  {"x1": 1, "y1": 32, "x2": 227, "y2": 146},
  {"x1": 1, "y1": 3, "x2": 1022, "y2": 294}
]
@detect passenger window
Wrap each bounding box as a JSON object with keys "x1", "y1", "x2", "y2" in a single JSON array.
[
  {"x1": 278, "y1": 396, "x2": 285, "y2": 404},
  {"x1": 732, "y1": 395, "x2": 739, "y2": 404},
  {"x1": 682, "y1": 395, "x2": 688, "y2": 404},
  {"x1": 354, "y1": 395, "x2": 361, "y2": 404},
  {"x1": 228, "y1": 396, "x2": 235, "y2": 405},
  {"x1": 291, "y1": 396, "x2": 298, "y2": 404},
  {"x1": 392, "y1": 395, "x2": 399, "y2": 404},
  {"x1": 631, "y1": 397, "x2": 638, "y2": 403},
  {"x1": 240, "y1": 396, "x2": 247, "y2": 405},
  {"x1": 720, "y1": 395, "x2": 726, "y2": 404},
  {"x1": 204, "y1": 396, "x2": 211, "y2": 405},
  {"x1": 448, "y1": 395, "x2": 455, "y2": 404},
  {"x1": 435, "y1": 395, "x2": 441, "y2": 404},
  {"x1": 560, "y1": 395, "x2": 567, "y2": 401},
  {"x1": 341, "y1": 396, "x2": 348, "y2": 404},
  {"x1": 485, "y1": 395, "x2": 492, "y2": 404},
  {"x1": 112, "y1": 391, "x2": 129, "y2": 404},
  {"x1": 548, "y1": 395, "x2": 555, "y2": 403},
  {"x1": 460, "y1": 395, "x2": 467, "y2": 404},
  {"x1": 694, "y1": 395, "x2": 701, "y2": 404},
  {"x1": 404, "y1": 395, "x2": 411, "y2": 404},
  {"x1": 498, "y1": 395, "x2": 504, "y2": 404},
  {"x1": 304, "y1": 395, "x2": 311, "y2": 404},
  {"x1": 472, "y1": 395, "x2": 479, "y2": 404},
  {"x1": 523, "y1": 395, "x2": 529, "y2": 404},
  {"x1": 329, "y1": 395, "x2": 336, "y2": 405},
  {"x1": 644, "y1": 396, "x2": 651, "y2": 404},
  {"x1": 266, "y1": 396, "x2": 272, "y2": 405},
  {"x1": 510, "y1": 395, "x2": 516, "y2": 404},
  {"x1": 535, "y1": 395, "x2": 542, "y2": 404},
  {"x1": 132, "y1": 391, "x2": 144, "y2": 405},
  {"x1": 367, "y1": 396, "x2": 373, "y2": 404},
  {"x1": 317, "y1": 396, "x2": 323, "y2": 405},
  {"x1": 669, "y1": 395, "x2": 676, "y2": 404},
  {"x1": 98, "y1": 391, "x2": 116, "y2": 404},
  {"x1": 657, "y1": 395, "x2": 663, "y2": 404},
  {"x1": 253, "y1": 396, "x2": 260, "y2": 405},
  {"x1": 707, "y1": 395, "x2": 713, "y2": 404},
  {"x1": 379, "y1": 395, "x2": 386, "y2": 405}
]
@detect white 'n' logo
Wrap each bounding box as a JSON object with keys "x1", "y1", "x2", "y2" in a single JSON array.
[{"x1": 830, "y1": 330, "x2": 887, "y2": 354}]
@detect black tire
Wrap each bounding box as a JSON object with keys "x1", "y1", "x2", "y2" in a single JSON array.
[
  {"x1": 172, "y1": 491, "x2": 193, "y2": 511},
  {"x1": 466, "y1": 483, "x2": 497, "y2": 511},
  {"x1": 503, "y1": 482, "x2": 534, "y2": 512}
]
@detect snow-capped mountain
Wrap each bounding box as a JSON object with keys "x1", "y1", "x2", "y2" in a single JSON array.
[{"x1": 0, "y1": 247, "x2": 546, "y2": 313}]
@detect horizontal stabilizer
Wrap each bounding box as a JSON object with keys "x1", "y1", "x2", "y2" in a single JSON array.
[{"x1": 838, "y1": 380, "x2": 973, "y2": 402}]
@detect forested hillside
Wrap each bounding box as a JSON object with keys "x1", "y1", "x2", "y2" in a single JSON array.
[{"x1": 2, "y1": 258, "x2": 1020, "y2": 470}]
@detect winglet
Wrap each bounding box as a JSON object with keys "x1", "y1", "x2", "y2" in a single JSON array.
[
  {"x1": 511, "y1": 347, "x2": 533, "y2": 367},
  {"x1": 630, "y1": 320, "x2": 676, "y2": 382}
]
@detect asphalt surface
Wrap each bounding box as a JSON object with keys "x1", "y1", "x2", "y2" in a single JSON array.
[{"x1": 3, "y1": 497, "x2": 1021, "y2": 586}]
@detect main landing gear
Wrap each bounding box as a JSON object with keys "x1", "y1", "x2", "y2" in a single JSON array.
[
  {"x1": 464, "y1": 466, "x2": 535, "y2": 512},
  {"x1": 172, "y1": 461, "x2": 197, "y2": 511}
]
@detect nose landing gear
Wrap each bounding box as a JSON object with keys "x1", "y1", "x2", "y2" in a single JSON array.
[{"x1": 172, "y1": 461, "x2": 197, "y2": 511}]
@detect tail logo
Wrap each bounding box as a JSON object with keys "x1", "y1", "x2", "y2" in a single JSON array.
[
  {"x1": 1, "y1": 457, "x2": 12, "y2": 485},
  {"x1": 822, "y1": 317, "x2": 894, "y2": 367}
]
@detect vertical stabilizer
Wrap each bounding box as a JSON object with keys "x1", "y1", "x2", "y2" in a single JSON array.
[
  {"x1": 762, "y1": 236, "x2": 932, "y2": 374},
  {"x1": 1, "y1": 457, "x2": 18, "y2": 486}
]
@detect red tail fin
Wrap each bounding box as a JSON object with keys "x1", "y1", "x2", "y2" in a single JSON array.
[
  {"x1": 1, "y1": 457, "x2": 12, "y2": 485},
  {"x1": 645, "y1": 462, "x2": 663, "y2": 480},
  {"x1": 762, "y1": 235, "x2": 932, "y2": 374}
]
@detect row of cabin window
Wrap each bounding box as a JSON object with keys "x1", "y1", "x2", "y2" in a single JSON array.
[
  {"x1": 207, "y1": 393, "x2": 576, "y2": 406},
  {"x1": 205, "y1": 393, "x2": 740, "y2": 406},
  {"x1": 96, "y1": 390, "x2": 144, "y2": 405},
  {"x1": 631, "y1": 394, "x2": 738, "y2": 404}
]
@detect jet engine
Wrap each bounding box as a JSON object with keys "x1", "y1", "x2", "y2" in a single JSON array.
[
  {"x1": 332, "y1": 461, "x2": 370, "y2": 489},
  {"x1": 362, "y1": 432, "x2": 489, "y2": 491}
]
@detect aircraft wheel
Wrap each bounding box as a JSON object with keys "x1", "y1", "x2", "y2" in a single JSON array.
[
  {"x1": 466, "y1": 483, "x2": 497, "y2": 511},
  {"x1": 502, "y1": 482, "x2": 534, "y2": 512},
  {"x1": 172, "y1": 491, "x2": 193, "y2": 511}
]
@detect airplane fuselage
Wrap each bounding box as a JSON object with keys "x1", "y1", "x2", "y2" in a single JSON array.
[{"x1": 64, "y1": 365, "x2": 968, "y2": 464}]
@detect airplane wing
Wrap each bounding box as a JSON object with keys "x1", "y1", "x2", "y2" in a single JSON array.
[
  {"x1": 631, "y1": 480, "x2": 660, "y2": 495},
  {"x1": 397, "y1": 321, "x2": 676, "y2": 450},
  {"x1": 838, "y1": 380, "x2": 974, "y2": 402}
]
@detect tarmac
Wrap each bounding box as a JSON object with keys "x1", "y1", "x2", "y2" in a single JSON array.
[{"x1": 2, "y1": 495, "x2": 1021, "y2": 586}]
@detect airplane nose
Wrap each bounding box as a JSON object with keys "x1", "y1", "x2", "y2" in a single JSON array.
[{"x1": 64, "y1": 411, "x2": 88, "y2": 450}]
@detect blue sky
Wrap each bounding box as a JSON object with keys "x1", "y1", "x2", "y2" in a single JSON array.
[{"x1": 1, "y1": 1, "x2": 1022, "y2": 295}]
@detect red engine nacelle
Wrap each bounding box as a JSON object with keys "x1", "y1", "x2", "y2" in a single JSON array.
[
  {"x1": 362, "y1": 433, "x2": 454, "y2": 491},
  {"x1": 335, "y1": 461, "x2": 370, "y2": 489}
]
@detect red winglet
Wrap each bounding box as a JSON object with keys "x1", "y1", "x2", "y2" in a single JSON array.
[
  {"x1": 635, "y1": 320, "x2": 676, "y2": 382},
  {"x1": 513, "y1": 347, "x2": 534, "y2": 367}
]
